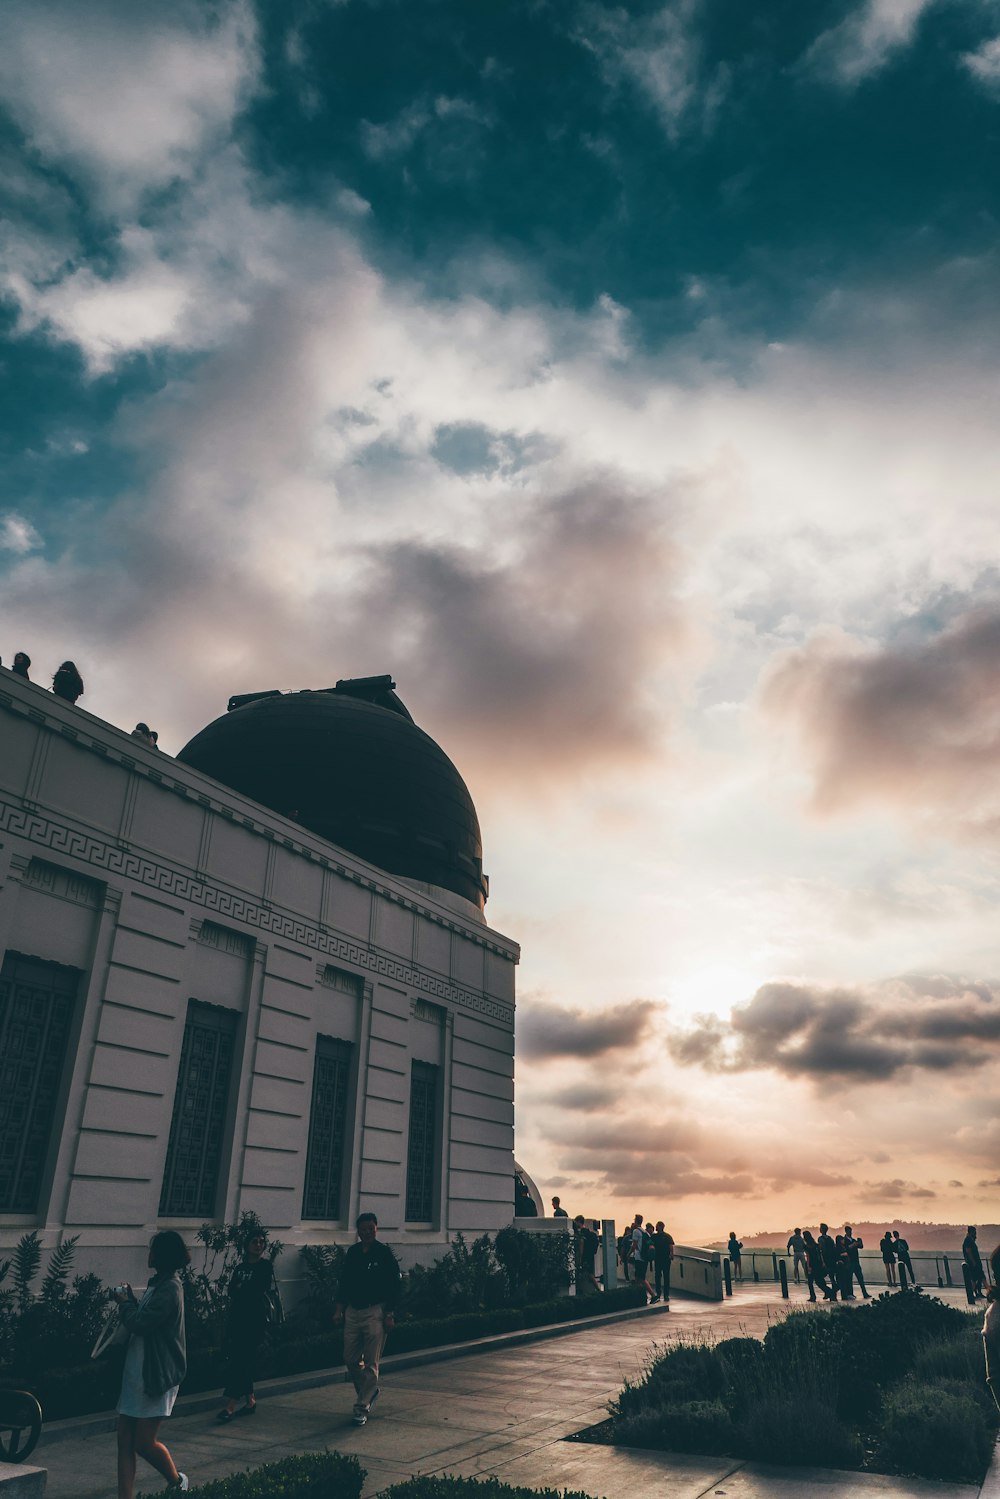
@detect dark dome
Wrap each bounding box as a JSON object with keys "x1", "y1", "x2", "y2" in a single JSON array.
[{"x1": 177, "y1": 678, "x2": 486, "y2": 909}]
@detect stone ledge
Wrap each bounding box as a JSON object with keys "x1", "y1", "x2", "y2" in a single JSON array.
[{"x1": 0, "y1": 1465, "x2": 45, "y2": 1499}]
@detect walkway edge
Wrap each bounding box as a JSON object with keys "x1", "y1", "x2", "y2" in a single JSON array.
[{"x1": 38, "y1": 1295, "x2": 682, "y2": 1449}]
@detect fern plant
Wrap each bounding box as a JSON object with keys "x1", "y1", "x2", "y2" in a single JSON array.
[{"x1": 12, "y1": 1232, "x2": 42, "y2": 1313}]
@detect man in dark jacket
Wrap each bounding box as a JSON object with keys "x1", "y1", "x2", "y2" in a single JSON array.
[
  {"x1": 818, "y1": 1223, "x2": 838, "y2": 1300},
  {"x1": 333, "y1": 1212, "x2": 401, "y2": 1426}
]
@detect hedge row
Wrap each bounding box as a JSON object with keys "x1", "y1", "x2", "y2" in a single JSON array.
[
  {"x1": 186, "y1": 1453, "x2": 363, "y2": 1499},
  {"x1": 3, "y1": 1285, "x2": 646, "y2": 1421},
  {"x1": 182, "y1": 1461, "x2": 599, "y2": 1499}
]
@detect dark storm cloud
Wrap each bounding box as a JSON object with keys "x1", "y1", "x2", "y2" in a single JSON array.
[
  {"x1": 518, "y1": 998, "x2": 656, "y2": 1060},
  {"x1": 867, "y1": 1179, "x2": 936, "y2": 1201},
  {"x1": 668, "y1": 976, "x2": 1000, "y2": 1083},
  {"x1": 356, "y1": 473, "x2": 693, "y2": 782},
  {"x1": 543, "y1": 1117, "x2": 860, "y2": 1202},
  {"x1": 761, "y1": 604, "x2": 1000, "y2": 828},
  {"x1": 545, "y1": 1081, "x2": 621, "y2": 1110}
]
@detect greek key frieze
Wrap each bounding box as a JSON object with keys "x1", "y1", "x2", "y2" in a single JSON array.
[{"x1": 0, "y1": 802, "x2": 513, "y2": 1025}]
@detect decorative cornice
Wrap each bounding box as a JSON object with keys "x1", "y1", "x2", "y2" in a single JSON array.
[{"x1": 0, "y1": 800, "x2": 514, "y2": 1026}]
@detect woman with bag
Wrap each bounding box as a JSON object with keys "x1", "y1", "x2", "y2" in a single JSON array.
[
  {"x1": 114, "y1": 1229, "x2": 190, "y2": 1499},
  {"x1": 216, "y1": 1230, "x2": 281, "y2": 1423}
]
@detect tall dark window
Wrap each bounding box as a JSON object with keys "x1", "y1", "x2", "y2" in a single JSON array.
[
  {"x1": 159, "y1": 1000, "x2": 237, "y2": 1218},
  {"x1": 0, "y1": 953, "x2": 79, "y2": 1213},
  {"x1": 405, "y1": 1061, "x2": 439, "y2": 1222},
  {"x1": 302, "y1": 1037, "x2": 353, "y2": 1220}
]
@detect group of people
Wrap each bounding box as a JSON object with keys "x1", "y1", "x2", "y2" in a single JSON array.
[
  {"x1": 3, "y1": 650, "x2": 84, "y2": 702},
  {"x1": 728, "y1": 1224, "x2": 914, "y2": 1301},
  {"x1": 109, "y1": 1211, "x2": 397, "y2": 1499},
  {"x1": 551, "y1": 1198, "x2": 676, "y2": 1306},
  {"x1": 616, "y1": 1212, "x2": 675, "y2": 1305},
  {"x1": 99, "y1": 1210, "x2": 1000, "y2": 1499},
  {"x1": 4, "y1": 647, "x2": 163, "y2": 747}
]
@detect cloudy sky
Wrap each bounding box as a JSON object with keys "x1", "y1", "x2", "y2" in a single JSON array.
[{"x1": 3, "y1": 0, "x2": 1000, "y2": 1240}]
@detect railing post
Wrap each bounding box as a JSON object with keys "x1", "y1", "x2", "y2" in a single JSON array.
[
  {"x1": 723, "y1": 1258, "x2": 732, "y2": 1296},
  {"x1": 943, "y1": 1255, "x2": 953, "y2": 1287},
  {"x1": 778, "y1": 1258, "x2": 789, "y2": 1298},
  {"x1": 772, "y1": 1251, "x2": 779, "y2": 1281},
  {"x1": 935, "y1": 1255, "x2": 943, "y2": 1287},
  {"x1": 752, "y1": 1252, "x2": 759, "y2": 1283}
]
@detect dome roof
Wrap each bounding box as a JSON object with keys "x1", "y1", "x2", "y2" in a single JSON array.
[{"x1": 176, "y1": 676, "x2": 487, "y2": 909}]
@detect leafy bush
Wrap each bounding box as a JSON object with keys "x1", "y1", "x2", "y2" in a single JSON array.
[
  {"x1": 736, "y1": 1395, "x2": 862, "y2": 1469},
  {"x1": 876, "y1": 1384, "x2": 993, "y2": 1481},
  {"x1": 0, "y1": 1234, "x2": 109, "y2": 1376},
  {"x1": 185, "y1": 1452, "x2": 363, "y2": 1499},
  {"x1": 184, "y1": 1213, "x2": 283, "y2": 1352},
  {"x1": 602, "y1": 1286, "x2": 996, "y2": 1483},
  {"x1": 382, "y1": 1479, "x2": 595, "y2": 1499},
  {"x1": 911, "y1": 1328, "x2": 984, "y2": 1386},
  {"x1": 615, "y1": 1399, "x2": 734, "y2": 1454},
  {"x1": 297, "y1": 1244, "x2": 346, "y2": 1323}
]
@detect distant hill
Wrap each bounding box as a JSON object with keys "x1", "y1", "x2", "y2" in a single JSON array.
[{"x1": 707, "y1": 1221, "x2": 1000, "y2": 1251}]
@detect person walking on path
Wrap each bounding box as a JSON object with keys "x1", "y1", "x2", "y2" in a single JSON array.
[
  {"x1": 727, "y1": 1231, "x2": 743, "y2": 1282},
  {"x1": 892, "y1": 1230, "x2": 917, "y2": 1285},
  {"x1": 786, "y1": 1228, "x2": 807, "y2": 1285},
  {"x1": 964, "y1": 1226, "x2": 985, "y2": 1298},
  {"x1": 630, "y1": 1213, "x2": 654, "y2": 1302},
  {"x1": 652, "y1": 1221, "x2": 674, "y2": 1305},
  {"x1": 217, "y1": 1230, "x2": 280, "y2": 1423},
  {"x1": 843, "y1": 1227, "x2": 870, "y2": 1298},
  {"x1": 984, "y1": 1244, "x2": 1000, "y2": 1413},
  {"x1": 802, "y1": 1230, "x2": 835, "y2": 1301},
  {"x1": 114, "y1": 1229, "x2": 189, "y2": 1499},
  {"x1": 332, "y1": 1212, "x2": 400, "y2": 1427},
  {"x1": 880, "y1": 1231, "x2": 897, "y2": 1286}
]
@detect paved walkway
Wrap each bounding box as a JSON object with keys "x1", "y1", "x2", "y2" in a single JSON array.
[{"x1": 34, "y1": 1284, "x2": 986, "y2": 1499}]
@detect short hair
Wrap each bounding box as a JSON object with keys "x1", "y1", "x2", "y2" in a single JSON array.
[
  {"x1": 820, "y1": 1222, "x2": 828, "y2": 1232},
  {"x1": 356, "y1": 1211, "x2": 378, "y2": 1229},
  {"x1": 969, "y1": 1226, "x2": 976, "y2": 1235},
  {"x1": 150, "y1": 1229, "x2": 190, "y2": 1273}
]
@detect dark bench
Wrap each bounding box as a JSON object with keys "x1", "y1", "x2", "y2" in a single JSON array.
[{"x1": 0, "y1": 1390, "x2": 43, "y2": 1463}]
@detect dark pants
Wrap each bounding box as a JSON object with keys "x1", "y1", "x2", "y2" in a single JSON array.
[
  {"x1": 822, "y1": 1260, "x2": 839, "y2": 1298},
  {"x1": 847, "y1": 1255, "x2": 868, "y2": 1295},
  {"x1": 654, "y1": 1258, "x2": 671, "y2": 1299},
  {"x1": 222, "y1": 1324, "x2": 265, "y2": 1400},
  {"x1": 807, "y1": 1264, "x2": 834, "y2": 1299}
]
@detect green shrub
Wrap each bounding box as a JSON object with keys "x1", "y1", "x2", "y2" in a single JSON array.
[
  {"x1": 876, "y1": 1384, "x2": 993, "y2": 1482},
  {"x1": 615, "y1": 1399, "x2": 734, "y2": 1454},
  {"x1": 911, "y1": 1329, "x2": 984, "y2": 1386},
  {"x1": 184, "y1": 1452, "x2": 363, "y2": 1499},
  {"x1": 381, "y1": 1479, "x2": 595, "y2": 1499},
  {"x1": 715, "y1": 1336, "x2": 765, "y2": 1380},
  {"x1": 736, "y1": 1395, "x2": 862, "y2": 1469},
  {"x1": 612, "y1": 1341, "x2": 725, "y2": 1418}
]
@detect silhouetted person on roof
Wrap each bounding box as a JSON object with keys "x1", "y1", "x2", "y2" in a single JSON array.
[
  {"x1": 12, "y1": 652, "x2": 30, "y2": 679},
  {"x1": 52, "y1": 660, "x2": 84, "y2": 703}
]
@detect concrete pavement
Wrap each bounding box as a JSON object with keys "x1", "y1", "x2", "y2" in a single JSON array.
[{"x1": 33, "y1": 1283, "x2": 987, "y2": 1499}]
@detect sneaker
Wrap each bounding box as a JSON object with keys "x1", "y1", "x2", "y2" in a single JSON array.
[
  {"x1": 169, "y1": 1475, "x2": 189, "y2": 1492},
  {"x1": 649, "y1": 1294, "x2": 661, "y2": 1304},
  {"x1": 352, "y1": 1410, "x2": 368, "y2": 1426}
]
